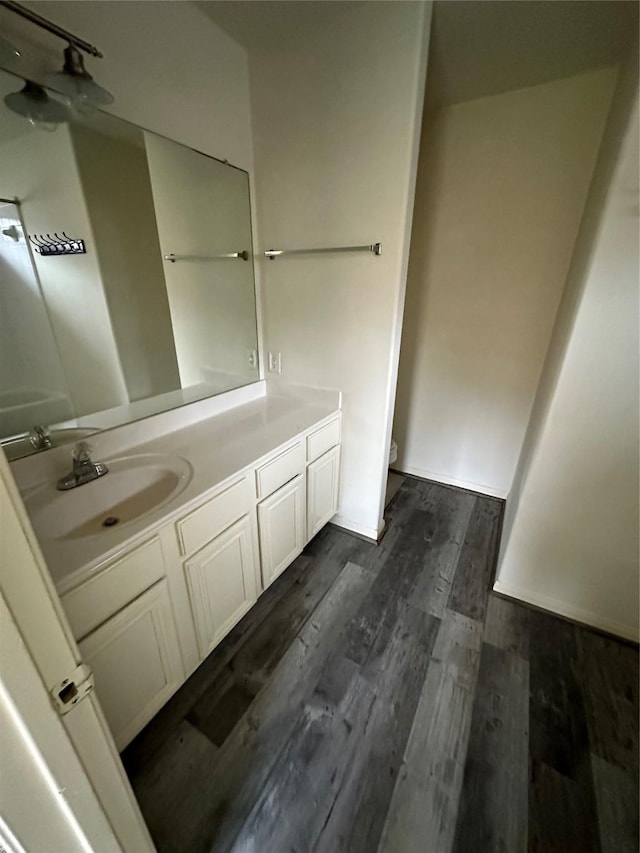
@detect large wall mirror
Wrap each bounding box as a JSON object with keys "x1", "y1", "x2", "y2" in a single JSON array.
[{"x1": 0, "y1": 68, "x2": 259, "y2": 460}]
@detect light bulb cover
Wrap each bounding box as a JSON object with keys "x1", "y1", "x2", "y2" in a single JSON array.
[
  {"x1": 3, "y1": 81, "x2": 70, "y2": 126},
  {"x1": 45, "y1": 44, "x2": 114, "y2": 107}
]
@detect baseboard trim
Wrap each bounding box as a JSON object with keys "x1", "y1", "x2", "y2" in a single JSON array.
[
  {"x1": 330, "y1": 513, "x2": 383, "y2": 544},
  {"x1": 395, "y1": 465, "x2": 508, "y2": 500},
  {"x1": 493, "y1": 578, "x2": 639, "y2": 644}
]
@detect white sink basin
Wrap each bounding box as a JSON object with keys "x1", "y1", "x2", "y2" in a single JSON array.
[{"x1": 25, "y1": 453, "x2": 192, "y2": 541}]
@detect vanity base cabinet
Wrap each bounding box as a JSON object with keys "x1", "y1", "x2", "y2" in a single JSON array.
[
  {"x1": 258, "y1": 474, "x2": 306, "y2": 588},
  {"x1": 78, "y1": 579, "x2": 184, "y2": 751},
  {"x1": 307, "y1": 445, "x2": 340, "y2": 541},
  {"x1": 183, "y1": 515, "x2": 258, "y2": 659},
  {"x1": 55, "y1": 411, "x2": 341, "y2": 751}
]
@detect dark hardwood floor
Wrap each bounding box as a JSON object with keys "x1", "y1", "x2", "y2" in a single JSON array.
[{"x1": 122, "y1": 476, "x2": 639, "y2": 853}]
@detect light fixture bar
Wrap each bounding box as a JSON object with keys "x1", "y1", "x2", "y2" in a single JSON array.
[{"x1": 0, "y1": 0, "x2": 103, "y2": 57}]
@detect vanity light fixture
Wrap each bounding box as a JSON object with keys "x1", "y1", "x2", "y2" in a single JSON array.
[
  {"x1": 3, "y1": 80, "x2": 70, "y2": 131},
  {"x1": 0, "y1": 1, "x2": 112, "y2": 114},
  {"x1": 46, "y1": 44, "x2": 114, "y2": 112}
]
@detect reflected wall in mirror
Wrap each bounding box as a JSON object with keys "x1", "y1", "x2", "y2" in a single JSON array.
[{"x1": 0, "y1": 69, "x2": 259, "y2": 459}]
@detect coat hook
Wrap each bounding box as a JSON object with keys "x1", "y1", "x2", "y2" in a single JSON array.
[{"x1": 27, "y1": 230, "x2": 86, "y2": 256}]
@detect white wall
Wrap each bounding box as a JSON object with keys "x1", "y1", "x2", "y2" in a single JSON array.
[
  {"x1": 71, "y1": 124, "x2": 181, "y2": 403},
  {"x1": 144, "y1": 133, "x2": 259, "y2": 389},
  {"x1": 393, "y1": 68, "x2": 617, "y2": 497},
  {"x1": 0, "y1": 109, "x2": 129, "y2": 419},
  {"x1": 496, "y1": 71, "x2": 639, "y2": 642},
  {"x1": 0, "y1": 201, "x2": 72, "y2": 434},
  {"x1": 249, "y1": 1, "x2": 431, "y2": 538}
]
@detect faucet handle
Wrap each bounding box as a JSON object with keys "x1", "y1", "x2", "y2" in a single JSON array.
[
  {"x1": 58, "y1": 441, "x2": 108, "y2": 490},
  {"x1": 72, "y1": 441, "x2": 93, "y2": 462},
  {"x1": 29, "y1": 424, "x2": 51, "y2": 449}
]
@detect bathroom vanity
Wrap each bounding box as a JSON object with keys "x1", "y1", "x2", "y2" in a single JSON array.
[
  {"x1": 13, "y1": 386, "x2": 341, "y2": 750},
  {"x1": 1, "y1": 60, "x2": 344, "y2": 754}
]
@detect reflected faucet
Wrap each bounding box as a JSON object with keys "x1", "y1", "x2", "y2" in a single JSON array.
[
  {"x1": 29, "y1": 425, "x2": 52, "y2": 451},
  {"x1": 57, "y1": 441, "x2": 108, "y2": 491}
]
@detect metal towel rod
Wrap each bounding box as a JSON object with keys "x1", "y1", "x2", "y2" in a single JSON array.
[
  {"x1": 164, "y1": 251, "x2": 249, "y2": 263},
  {"x1": 264, "y1": 242, "x2": 382, "y2": 259}
]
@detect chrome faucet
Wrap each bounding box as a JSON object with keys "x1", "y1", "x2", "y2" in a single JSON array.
[
  {"x1": 57, "y1": 441, "x2": 108, "y2": 491},
  {"x1": 29, "y1": 425, "x2": 52, "y2": 451}
]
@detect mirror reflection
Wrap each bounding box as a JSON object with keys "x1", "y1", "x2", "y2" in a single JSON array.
[{"x1": 0, "y1": 69, "x2": 259, "y2": 459}]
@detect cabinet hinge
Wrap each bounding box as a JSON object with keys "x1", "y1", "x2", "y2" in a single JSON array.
[{"x1": 50, "y1": 663, "x2": 94, "y2": 716}]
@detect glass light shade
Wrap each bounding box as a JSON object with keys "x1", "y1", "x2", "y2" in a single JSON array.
[
  {"x1": 45, "y1": 45, "x2": 114, "y2": 109},
  {"x1": 0, "y1": 35, "x2": 21, "y2": 65},
  {"x1": 4, "y1": 81, "x2": 70, "y2": 130},
  {"x1": 46, "y1": 73, "x2": 114, "y2": 113}
]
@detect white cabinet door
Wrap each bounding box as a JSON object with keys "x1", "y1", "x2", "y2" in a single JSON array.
[
  {"x1": 258, "y1": 474, "x2": 306, "y2": 588},
  {"x1": 79, "y1": 579, "x2": 184, "y2": 751},
  {"x1": 183, "y1": 515, "x2": 258, "y2": 660},
  {"x1": 307, "y1": 445, "x2": 340, "y2": 541}
]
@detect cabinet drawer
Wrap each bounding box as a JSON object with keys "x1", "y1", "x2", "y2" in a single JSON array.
[
  {"x1": 306, "y1": 417, "x2": 340, "y2": 462},
  {"x1": 62, "y1": 537, "x2": 166, "y2": 641},
  {"x1": 176, "y1": 476, "x2": 250, "y2": 557},
  {"x1": 255, "y1": 442, "x2": 304, "y2": 499}
]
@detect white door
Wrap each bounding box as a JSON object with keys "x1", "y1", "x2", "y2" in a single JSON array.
[
  {"x1": 183, "y1": 515, "x2": 258, "y2": 659},
  {"x1": 0, "y1": 451, "x2": 154, "y2": 851},
  {"x1": 258, "y1": 474, "x2": 306, "y2": 588},
  {"x1": 0, "y1": 591, "x2": 119, "y2": 853},
  {"x1": 79, "y1": 579, "x2": 184, "y2": 750},
  {"x1": 307, "y1": 445, "x2": 340, "y2": 541}
]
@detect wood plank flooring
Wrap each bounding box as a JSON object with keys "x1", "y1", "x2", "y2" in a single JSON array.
[{"x1": 122, "y1": 476, "x2": 639, "y2": 853}]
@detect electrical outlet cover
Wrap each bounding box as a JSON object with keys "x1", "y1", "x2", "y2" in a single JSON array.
[{"x1": 268, "y1": 351, "x2": 282, "y2": 373}]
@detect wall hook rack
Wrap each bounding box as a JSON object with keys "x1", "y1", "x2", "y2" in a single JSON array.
[{"x1": 29, "y1": 233, "x2": 86, "y2": 257}]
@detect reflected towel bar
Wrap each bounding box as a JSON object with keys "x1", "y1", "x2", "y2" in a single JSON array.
[
  {"x1": 164, "y1": 251, "x2": 249, "y2": 262},
  {"x1": 264, "y1": 242, "x2": 382, "y2": 259}
]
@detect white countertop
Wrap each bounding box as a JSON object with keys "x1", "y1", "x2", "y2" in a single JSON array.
[{"x1": 15, "y1": 386, "x2": 340, "y2": 595}]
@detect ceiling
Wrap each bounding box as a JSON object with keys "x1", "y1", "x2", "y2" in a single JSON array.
[
  {"x1": 427, "y1": 0, "x2": 638, "y2": 107},
  {"x1": 199, "y1": 0, "x2": 638, "y2": 107},
  {"x1": 198, "y1": 1, "x2": 364, "y2": 53}
]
